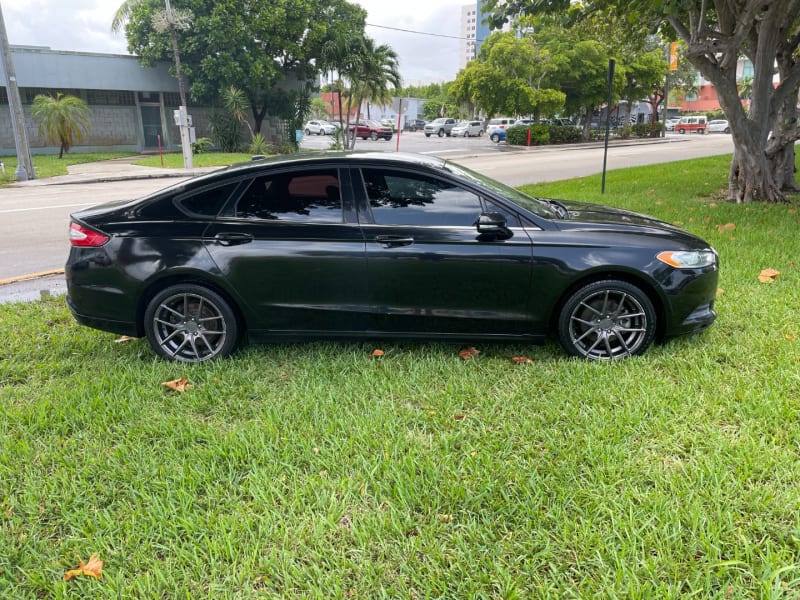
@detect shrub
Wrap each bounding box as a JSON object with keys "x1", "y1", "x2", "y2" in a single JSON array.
[
  {"x1": 191, "y1": 137, "x2": 213, "y2": 154},
  {"x1": 548, "y1": 125, "x2": 582, "y2": 144},
  {"x1": 506, "y1": 124, "x2": 550, "y2": 146},
  {"x1": 247, "y1": 133, "x2": 269, "y2": 156}
]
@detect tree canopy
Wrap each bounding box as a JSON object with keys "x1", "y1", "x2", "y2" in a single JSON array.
[
  {"x1": 484, "y1": 0, "x2": 800, "y2": 202},
  {"x1": 123, "y1": 0, "x2": 369, "y2": 134}
]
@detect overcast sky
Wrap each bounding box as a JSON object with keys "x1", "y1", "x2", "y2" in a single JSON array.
[{"x1": 1, "y1": 0, "x2": 465, "y2": 85}]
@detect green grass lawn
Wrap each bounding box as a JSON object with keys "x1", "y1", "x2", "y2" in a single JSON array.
[
  {"x1": 1, "y1": 155, "x2": 799, "y2": 598},
  {"x1": 134, "y1": 152, "x2": 256, "y2": 168}
]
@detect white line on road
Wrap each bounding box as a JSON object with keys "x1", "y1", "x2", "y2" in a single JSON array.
[{"x1": 0, "y1": 202, "x2": 97, "y2": 214}]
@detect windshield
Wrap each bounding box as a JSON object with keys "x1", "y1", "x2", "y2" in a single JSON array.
[{"x1": 443, "y1": 161, "x2": 557, "y2": 219}]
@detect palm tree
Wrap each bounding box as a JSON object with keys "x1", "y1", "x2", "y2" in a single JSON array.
[
  {"x1": 112, "y1": 0, "x2": 193, "y2": 108},
  {"x1": 31, "y1": 93, "x2": 92, "y2": 158},
  {"x1": 340, "y1": 38, "x2": 402, "y2": 149}
]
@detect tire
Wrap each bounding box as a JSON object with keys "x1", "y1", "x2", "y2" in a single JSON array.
[
  {"x1": 479, "y1": 130, "x2": 484, "y2": 136},
  {"x1": 557, "y1": 280, "x2": 656, "y2": 360},
  {"x1": 698, "y1": 129, "x2": 705, "y2": 134},
  {"x1": 491, "y1": 133, "x2": 500, "y2": 143},
  {"x1": 678, "y1": 129, "x2": 685, "y2": 134},
  {"x1": 370, "y1": 131, "x2": 378, "y2": 141},
  {"x1": 304, "y1": 128, "x2": 311, "y2": 135},
  {"x1": 425, "y1": 133, "x2": 431, "y2": 138},
  {"x1": 724, "y1": 127, "x2": 730, "y2": 134},
  {"x1": 144, "y1": 284, "x2": 239, "y2": 363},
  {"x1": 317, "y1": 130, "x2": 323, "y2": 136},
  {"x1": 437, "y1": 129, "x2": 445, "y2": 137}
]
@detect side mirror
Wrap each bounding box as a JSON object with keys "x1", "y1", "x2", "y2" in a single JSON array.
[{"x1": 476, "y1": 212, "x2": 511, "y2": 238}]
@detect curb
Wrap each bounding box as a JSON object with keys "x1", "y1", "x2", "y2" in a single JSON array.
[{"x1": 0, "y1": 269, "x2": 65, "y2": 286}]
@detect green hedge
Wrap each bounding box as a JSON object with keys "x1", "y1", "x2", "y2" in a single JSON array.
[{"x1": 506, "y1": 124, "x2": 582, "y2": 146}]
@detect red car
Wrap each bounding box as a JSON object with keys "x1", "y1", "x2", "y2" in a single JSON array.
[{"x1": 348, "y1": 120, "x2": 393, "y2": 141}]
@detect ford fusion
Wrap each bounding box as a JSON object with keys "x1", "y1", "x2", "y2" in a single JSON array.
[{"x1": 66, "y1": 152, "x2": 718, "y2": 363}]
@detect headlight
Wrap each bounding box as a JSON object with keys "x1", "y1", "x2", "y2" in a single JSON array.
[{"x1": 656, "y1": 249, "x2": 716, "y2": 268}]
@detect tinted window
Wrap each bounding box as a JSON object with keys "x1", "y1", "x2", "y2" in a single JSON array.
[
  {"x1": 235, "y1": 169, "x2": 342, "y2": 223},
  {"x1": 362, "y1": 169, "x2": 482, "y2": 227},
  {"x1": 178, "y1": 182, "x2": 239, "y2": 217}
]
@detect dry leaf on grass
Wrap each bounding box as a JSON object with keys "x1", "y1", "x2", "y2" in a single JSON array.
[
  {"x1": 64, "y1": 554, "x2": 103, "y2": 581},
  {"x1": 453, "y1": 413, "x2": 465, "y2": 421},
  {"x1": 716, "y1": 223, "x2": 736, "y2": 232},
  {"x1": 511, "y1": 356, "x2": 534, "y2": 364},
  {"x1": 458, "y1": 347, "x2": 480, "y2": 360},
  {"x1": 758, "y1": 268, "x2": 780, "y2": 283},
  {"x1": 113, "y1": 335, "x2": 135, "y2": 344},
  {"x1": 371, "y1": 348, "x2": 385, "y2": 358},
  {"x1": 162, "y1": 377, "x2": 192, "y2": 392}
]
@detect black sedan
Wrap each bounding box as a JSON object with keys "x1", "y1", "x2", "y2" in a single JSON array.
[{"x1": 66, "y1": 152, "x2": 718, "y2": 363}]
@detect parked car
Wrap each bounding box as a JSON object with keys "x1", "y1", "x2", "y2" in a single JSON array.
[
  {"x1": 66, "y1": 152, "x2": 718, "y2": 363},
  {"x1": 304, "y1": 120, "x2": 337, "y2": 135},
  {"x1": 349, "y1": 120, "x2": 393, "y2": 140},
  {"x1": 424, "y1": 118, "x2": 457, "y2": 137},
  {"x1": 489, "y1": 127, "x2": 507, "y2": 143},
  {"x1": 707, "y1": 119, "x2": 731, "y2": 133},
  {"x1": 676, "y1": 115, "x2": 708, "y2": 134},
  {"x1": 486, "y1": 117, "x2": 515, "y2": 141},
  {"x1": 404, "y1": 119, "x2": 426, "y2": 132},
  {"x1": 380, "y1": 118, "x2": 398, "y2": 131},
  {"x1": 451, "y1": 120, "x2": 484, "y2": 137}
]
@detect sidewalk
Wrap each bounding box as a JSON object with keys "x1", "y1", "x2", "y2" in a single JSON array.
[{"x1": 12, "y1": 155, "x2": 219, "y2": 187}]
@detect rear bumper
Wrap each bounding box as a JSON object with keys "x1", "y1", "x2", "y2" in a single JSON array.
[{"x1": 67, "y1": 294, "x2": 139, "y2": 337}]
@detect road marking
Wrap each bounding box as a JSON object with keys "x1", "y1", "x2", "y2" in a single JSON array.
[
  {"x1": 419, "y1": 149, "x2": 471, "y2": 155},
  {"x1": 0, "y1": 202, "x2": 96, "y2": 214}
]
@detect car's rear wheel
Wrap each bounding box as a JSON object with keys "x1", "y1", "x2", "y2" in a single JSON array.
[
  {"x1": 144, "y1": 284, "x2": 238, "y2": 363},
  {"x1": 370, "y1": 131, "x2": 378, "y2": 141},
  {"x1": 491, "y1": 133, "x2": 500, "y2": 142},
  {"x1": 698, "y1": 128, "x2": 705, "y2": 134},
  {"x1": 425, "y1": 133, "x2": 431, "y2": 137},
  {"x1": 558, "y1": 280, "x2": 656, "y2": 360}
]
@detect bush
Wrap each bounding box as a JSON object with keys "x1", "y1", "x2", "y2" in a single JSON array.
[
  {"x1": 548, "y1": 125, "x2": 582, "y2": 144},
  {"x1": 506, "y1": 124, "x2": 550, "y2": 146},
  {"x1": 191, "y1": 137, "x2": 213, "y2": 154},
  {"x1": 247, "y1": 133, "x2": 269, "y2": 156}
]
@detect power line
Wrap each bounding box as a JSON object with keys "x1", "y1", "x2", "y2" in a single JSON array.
[{"x1": 366, "y1": 22, "x2": 485, "y2": 43}]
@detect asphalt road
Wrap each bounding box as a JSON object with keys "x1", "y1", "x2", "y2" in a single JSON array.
[{"x1": 0, "y1": 133, "x2": 734, "y2": 300}]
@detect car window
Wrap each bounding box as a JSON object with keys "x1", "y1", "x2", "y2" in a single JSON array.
[
  {"x1": 177, "y1": 182, "x2": 240, "y2": 217},
  {"x1": 235, "y1": 169, "x2": 342, "y2": 223},
  {"x1": 362, "y1": 168, "x2": 482, "y2": 227}
]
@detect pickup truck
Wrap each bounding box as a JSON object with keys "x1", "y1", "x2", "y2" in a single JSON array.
[{"x1": 424, "y1": 118, "x2": 457, "y2": 137}]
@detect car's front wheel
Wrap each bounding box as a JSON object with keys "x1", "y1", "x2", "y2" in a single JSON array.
[
  {"x1": 558, "y1": 280, "x2": 656, "y2": 360},
  {"x1": 144, "y1": 284, "x2": 239, "y2": 363},
  {"x1": 425, "y1": 133, "x2": 431, "y2": 137},
  {"x1": 438, "y1": 129, "x2": 445, "y2": 137},
  {"x1": 304, "y1": 128, "x2": 311, "y2": 135}
]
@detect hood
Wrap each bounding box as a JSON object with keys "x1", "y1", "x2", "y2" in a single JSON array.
[{"x1": 553, "y1": 199, "x2": 706, "y2": 244}]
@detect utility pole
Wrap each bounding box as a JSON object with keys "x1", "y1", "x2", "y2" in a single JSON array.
[
  {"x1": 0, "y1": 1, "x2": 35, "y2": 181},
  {"x1": 164, "y1": 0, "x2": 192, "y2": 169}
]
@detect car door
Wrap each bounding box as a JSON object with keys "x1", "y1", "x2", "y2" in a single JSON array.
[
  {"x1": 353, "y1": 166, "x2": 534, "y2": 336},
  {"x1": 204, "y1": 166, "x2": 368, "y2": 334}
]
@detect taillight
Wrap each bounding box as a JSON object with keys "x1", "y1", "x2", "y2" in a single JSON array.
[{"x1": 69, "y1": 222, "x2": 110, "y2": 247}]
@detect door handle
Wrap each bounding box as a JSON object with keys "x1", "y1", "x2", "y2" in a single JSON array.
[
  {"x1": 214, "y1": 232, "x2": 254, "y2": 246},
  {"x1": 375, "y1": 235, "x2": 414, "y2": 248}
]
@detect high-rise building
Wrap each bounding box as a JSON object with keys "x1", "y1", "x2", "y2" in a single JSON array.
[{"x1": 459, "y1": 1, "x2": 510, "y2": 71}]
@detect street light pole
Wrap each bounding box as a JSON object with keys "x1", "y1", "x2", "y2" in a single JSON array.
[{"x1": 0, "y1": 1, "x2": 34, "y2": 180}]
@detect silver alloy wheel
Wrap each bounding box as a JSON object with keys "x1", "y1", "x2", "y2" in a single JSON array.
[
  {"x1": 564, "y1": 287, "x2": 650, "y2": 359},
  {"x1": 151, "y1": 291, "x2": 228, "y2": 362}
]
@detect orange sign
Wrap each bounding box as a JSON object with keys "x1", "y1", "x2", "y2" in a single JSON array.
[{"x1": 669, "y1": 42, "x2": 679, "y2": 71}]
